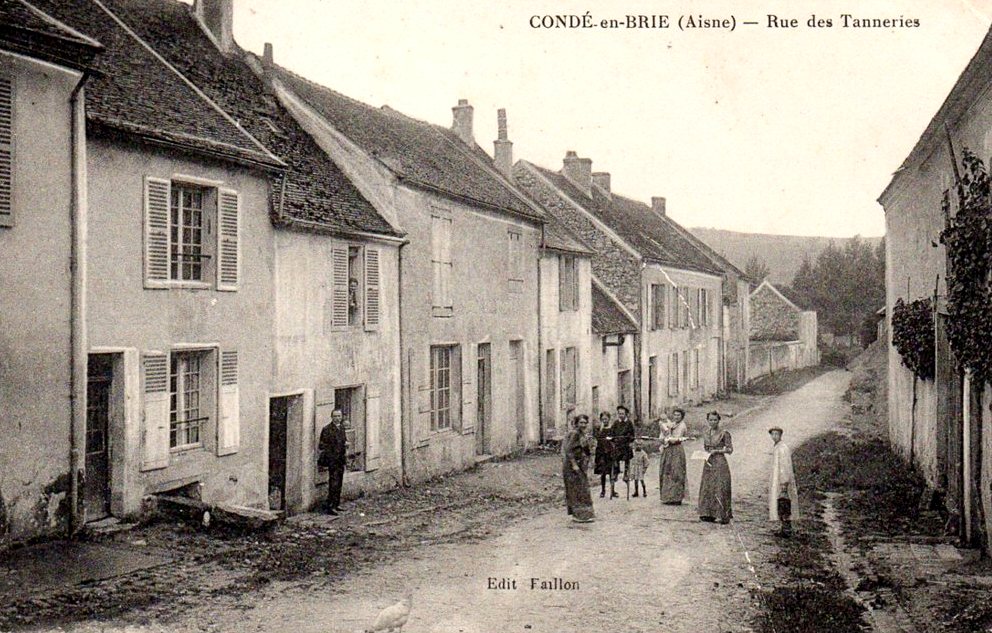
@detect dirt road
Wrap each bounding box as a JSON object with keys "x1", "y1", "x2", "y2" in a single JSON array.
[{"x1": 60, "y1": 370, "x2": 849, "y2": 633}]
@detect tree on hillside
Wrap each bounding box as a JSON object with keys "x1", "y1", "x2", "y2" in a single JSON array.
[
  {"x1": 789, "y1": 236, "x2": 886, "y2": 343},
  {"x1": 744, "y1": 254, "x2": 771, "y2": 283}
]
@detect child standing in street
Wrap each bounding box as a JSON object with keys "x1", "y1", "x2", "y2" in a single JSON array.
[{"x1": 629, "y1": 439, "x2": 649, "y2": 497}]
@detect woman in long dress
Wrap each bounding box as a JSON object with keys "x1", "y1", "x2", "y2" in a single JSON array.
[
  {"x1": 593, "y1": 412, "x2": 619, "y2": 499},
  {"x1": 563, "y1": 414, "x2": 595, "y2": 522},
  {"x1": 698, "y1": 411, "x2": 734, "y2": 524},
  {"x1": 659, "y1": 408, "x2": 689, "y2": 504}
]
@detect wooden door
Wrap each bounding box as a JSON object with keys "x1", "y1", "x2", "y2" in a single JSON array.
[{"x1": 476, "y1": 344, "x2": 492, "y2": 454}]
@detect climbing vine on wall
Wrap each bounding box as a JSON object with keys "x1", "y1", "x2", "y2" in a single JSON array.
[
  {"x1": 939, "y1": 148, "x2": 992, "y2": 386},
  {"x1": 891, "y1": 297, "x2": 935, "y2": 381}
]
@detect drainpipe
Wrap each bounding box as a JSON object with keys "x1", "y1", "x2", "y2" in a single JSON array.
[
  {"x1": 536, "y1": 229, "x2": 544, "y2": 444},
  {"x1": 397, "y1": 239, "x2": 410, "y2": 486},
  {"x1": 69, "y1": 74, "x2": 90, "y2": 535}
]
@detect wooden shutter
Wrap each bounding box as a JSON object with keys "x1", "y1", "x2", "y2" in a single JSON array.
[
  {"x1": 331, "y1": 244, "x2": 349, "y2": 328},
  {"x1": 144, "y1": 177, "x2": 171, "y2": 287},
  {"x1": 216, "y1": 189, "x2": 240, "y2": 291},
  {"x1": 217, "y1": 350, "x2": 240, "y2": 455},
  {"x1": 558, "y1": 256, "x2": 567, "y2": 311},
  {"x1": 431, "y1": 215, "x2": 452, "y2": 308},
  {"x1": 364, "y1": 247, "x2": 381, "y2": 331},
  {"x1": 365, "y1": 392, "x2": 381, "y2": 471},
  {"x1": 461, "y1": 343, "x2": 475, "y2": 431},
  {"x1": 0, "y1": 72, "x2": 13, "y2": 227},
  {"x1": 140, "y1": 353, "x2": 170, "y2": 470}
]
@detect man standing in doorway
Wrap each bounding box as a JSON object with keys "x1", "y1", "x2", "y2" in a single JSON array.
[{"x1": 319, "y1": 409, "x2": 349, "y2": 515}]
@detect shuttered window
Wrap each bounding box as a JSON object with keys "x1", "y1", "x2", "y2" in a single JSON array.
[
  {"x1": 0, "y1": 72, "x2": 13, "y2": 227},
  {"x1": 141, "y1": 353, "x2": 170, "y2": 470},
  {"x1": 144, "y1": 179, "x2": 236, "y2": 290},
  {"x1": 560, "y1": 347, "x2": 577, "y2": 408},
  {"x1": 508, "y1": 230, "x2": 523, "y2": 293},
  {"x1": 364, "y1": 247, "x2": 381, "y2": 330},
  {"x1": 558, "y1": 255, "x2": 578, "y2": 311},
  {"x1": 431, "y1": 215, "x2": 452, "y2": 312},
  {"x1": 217, "y1": 189, "x2": 240, "y2": 290},
  {"x1": 651, "y1": 284, "x2": 666, "y2": 330},
  {"x1": 668, "y1": 352, "x2": 679, "y2": 396},
  {"x1": 691, "y1": 349, "x2": 700, "y2": 389},
  {"x1": 217, "y1": 350, "x2": 239, "y2": 455},
  {"x1": 668, "y1": 285, "x2": 677, "y2": 328}
]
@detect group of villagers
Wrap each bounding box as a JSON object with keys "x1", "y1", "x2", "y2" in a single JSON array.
[{"x1": 561, "y1": 405, "x2": 798, "y2": 537}]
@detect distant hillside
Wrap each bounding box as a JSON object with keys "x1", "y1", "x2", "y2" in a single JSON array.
[{"x1": 689, "y1": 228, "x2": 883, "y2": 286}]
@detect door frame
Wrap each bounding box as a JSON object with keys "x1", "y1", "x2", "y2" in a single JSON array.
[
  {"x1": 476, "y1": 343, "x2": 492, "y2": 455},
  {"x1": 268, "y1": 389, "x2": 309, "y2": 514}
]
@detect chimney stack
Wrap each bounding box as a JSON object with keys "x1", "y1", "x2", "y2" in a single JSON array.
[
  {"x1": 263, "y1": 42, "x2": 274, "y2": 65},
  {"x1": 592, "y1": 172, "x2": 611, "y2": 194},
  {"x1": 195, "y1": 0, "x2": 234, "y2": 53},
  {"x1": 652, "y1": 196, "x2": 667, "y2": 217},
  {"x1": 562, "y1": 151, "x2": 593, "y2": 196},
  {"x1": 452, "y1": 99, "x2": 474, "y2": 145},
  {"x1": 494, "y1": 108, "x2": 513, "y2": 179}
]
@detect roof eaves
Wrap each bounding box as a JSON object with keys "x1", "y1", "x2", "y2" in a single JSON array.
[
  {"x1": 91, "y1": 0, "x2": 284, "y2": 169},
  {"x1": 397, "y1": 174, "x2": 543, "y2": 224}
]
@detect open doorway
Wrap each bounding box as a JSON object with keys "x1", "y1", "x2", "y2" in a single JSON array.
[{"x1": 85, "y1": 354, "x2": 116, "y2": 522}]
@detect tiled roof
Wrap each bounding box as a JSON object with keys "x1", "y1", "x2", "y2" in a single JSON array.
[
  {"x1": 55, "y1": 0, "x2": 398, "y2": 237},
  {"x1": 529, "y1": 163, "x2": 724, "y2": 275},
  {"x1": 592, "y1": 283, "x2": 637, "y2": 335},
  {"x1": 0, "y1": 0, "x2": 102, "y2": 70},
  {"x1": 543, "y1": 215, "x2": 593, "y2": 255},
  {"x1": 270, "y1": 64, "x2": 544, "y2": 222},
  {"x1": 29, "y1": 0, "x2": 280, "y2": 169},
  {"x1": 2, "y1": 0, "x2": 100, "y2": 47}
]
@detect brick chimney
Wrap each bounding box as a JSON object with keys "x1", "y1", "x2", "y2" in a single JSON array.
[
  {"x1": 652, "y1": 196, "x2": 667, "y2": 217},
  {"x1": 452, "y1": 99, "x2": 474, "y2": 145},
  {"x1": 195, "y1": 0, "x2": 234, "y2": 53},
  {"x1": 592, "y1": 172, "x2": 611, "y2": 194},
  {"x1": 494, "y1": 109, "x2": 513, "y2": 179},
  {"x1": 263, "y1": 42, "x2": 274, "y2": 65},
  {"x1": 562, "y1": 151, "x2": 592, "y2": 196}
]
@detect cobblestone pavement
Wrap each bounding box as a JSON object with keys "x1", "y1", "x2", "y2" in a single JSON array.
[{"x1": 31, "y1": 372, "x2": 849, "y2": 633}]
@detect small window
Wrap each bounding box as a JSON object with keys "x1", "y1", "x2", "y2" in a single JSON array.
[
  {"x1": 347, "y1": 245, "x2": 363, "y2": 326},
  {"x1": 169, "y1": 350, "x2": 212, "y2": 450},
  {"x1": 430, "y1": 345, "x2": 460, "y2": 430},
  {"x1": 431, "y1": 215, "x2": 453, "y2": 313}
]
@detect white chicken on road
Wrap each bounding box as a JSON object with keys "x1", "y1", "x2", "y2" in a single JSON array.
[{"x1": 365, "y1": 594, "x2": 412, "y2": 632}]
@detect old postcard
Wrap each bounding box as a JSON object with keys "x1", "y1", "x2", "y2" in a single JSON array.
[{"x1": 2, "y1": 0, "x2": 991, "y2": 632}]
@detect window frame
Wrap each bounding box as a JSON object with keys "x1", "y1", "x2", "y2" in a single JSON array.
[
  {"x1": 431, "y1": 212, "x2": 454, "y2": 316},
  {"x1": 429, "y1": 345, "x2": 457, "y2": 431},
  {"x1": 168, "y1": 348, "x2": 214, "y2": 452},
  {"x1": 559, "y1": 254, "x2": 579, "y2": 311}
]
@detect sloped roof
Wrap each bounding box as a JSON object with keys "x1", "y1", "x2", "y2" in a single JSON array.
[
  {"x1": 592, "y1": 283, "x2": 637, "y2": 335},
  {"x1": 880, "y1": 25, "x2": 992, "y2": 203},
  {"x1": 270, "y1": 64, "x2": 543, "y2": 223},
  {"x1": 30, "y1": 0, "x2": 281, "y2": 170},
  {"x1": 543, "y1": 215, "x2": 593, "y2": 255},
  {"x1": 751, "y1": 279, "x2": 801, "y2": 312},
  {"x1": 527, "y1": 163, "x2": 723, "y2": 275},
  {"x1": 0, "y1": 0, "x2": 103, "y2": 70},
  {"x1": 55, "y1": 0, "x2": 397, "y2": 237}
]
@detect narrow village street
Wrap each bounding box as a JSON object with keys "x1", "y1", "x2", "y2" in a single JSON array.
[{"x1": 47, "y1": 370, "x2": 849, "y2": 633}]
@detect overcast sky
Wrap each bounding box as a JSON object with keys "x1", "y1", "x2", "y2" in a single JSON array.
[{"x1": 227, "y1": 0, "x2": 992, "y2": 238}]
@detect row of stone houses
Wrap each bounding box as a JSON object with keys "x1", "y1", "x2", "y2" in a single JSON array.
[{"x1": 0, "y1": 0, "x2": 749, "y2": 546}]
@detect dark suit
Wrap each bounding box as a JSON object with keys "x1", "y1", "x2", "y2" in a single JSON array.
[
  {"x1": 613, "y1": 417, "x2": 636, "y2": 478},
  {"x1": 318, "y1": 421, "x2": 347, "y2": 510}
]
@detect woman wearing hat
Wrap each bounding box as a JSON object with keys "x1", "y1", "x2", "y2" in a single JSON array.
[
  {"x1": 659, "y1": 408, "x2": 689, "y2": 504},
  {"x1": 698, "y1": 411, "x2": 733, "y2": 524}
]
